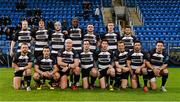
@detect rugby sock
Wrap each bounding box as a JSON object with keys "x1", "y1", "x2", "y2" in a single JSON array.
[
  {"x1": 70, "y1": 74, "x2": 74, "y2": 83},
  {"x1": 110, "y1": 76, "x2": 115, "y2": 86},
  {"x1": 90, "y1": 76, "x2": 97, "y2": 85},
  {"x1": 114, "y1": 73, "x2": 121, "y2": 87},
  {"x1": 24, "y1": 76, "x2": 31, "y2": 87},
  {"x1": 137, "y1": 76, "x2": 141, "y2": 88},
  {"x1": 106, "y1": 76, "x2": 109, "y2": 84},
  {"x1": 143, "y1": 75, "x2": 148, "y2": 87},
  {"x1": 161, "y1": 74, "x2": 168, "y2": 87},
  {"x1": 74, "y1": 75, "x2": 80, "y2": 85},
  {"x1": 21, "y1": 80, "x2": 24, "y2": 86},
  {"x1": 49, "y1": 79, "x2": 54, "y2": 86}
]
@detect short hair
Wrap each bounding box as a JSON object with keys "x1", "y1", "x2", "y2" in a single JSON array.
[
  {"x1": 21, "y1": 20, "x2": 28, "y2": 24},
  {"x1": 54, "y1": 21, "x2": 61, "y2": 26},
  {"x1": 65, "y1": 39, "x2": 73, "y2": 43},
  {"x1": 21, "y1": 42, "x2": 28, "y2": 47},
  {"x1": 118, "y1": 40, "x2": 125, "y2": 45},
  {"x1": 134, "y1": 40, "x2": 141, "y2": 45},
  {"x1": 107, "y1": 20, "x2": 114, "y2": 24},
  {"x1": 125, "y1": 25, "x2": 131, "y2": 29},
  {"x1": 101, "y1": 39, "x2": 108, "y2": 44},
  {"x1": 87, "y1": 23, "x2": 94, "y2": 26},
  {"x1": 83, "y1": 40, "x2": 90, "y2": 44},
  {"x1": 72, "y1": 17, "x2": 79, "y2": 21},
  {"x1": 156, "y1": 40, "x2": 164, "y2": 45},
  {"x1": 43, "y1": 46, "x2": 50, "y2": 50}
]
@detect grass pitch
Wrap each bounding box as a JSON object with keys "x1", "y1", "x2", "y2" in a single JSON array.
[{"x1": 0, "y1": 68, "x2": 180, "y2": 101}]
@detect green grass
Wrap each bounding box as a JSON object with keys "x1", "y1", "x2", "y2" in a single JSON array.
[{"x1": 0, "y1": 68, "x2": 180, "y2": 101}]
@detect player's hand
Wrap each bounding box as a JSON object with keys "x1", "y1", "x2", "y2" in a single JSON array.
[
  {"x1": 154, "y1": 69, "x2": 160, "y2": 77},
  {"x1": 62, "y1": 66, "x2": 68, "y2": 72},
  {"x1": 69, "y1": 64, "x2": 75, "y2": 69},
  {"x1": 135, "y1": 67, "x2": 141, "y2": 74},
  {"x1": 116, "y1": 68, "x2": 122, "y2": 73},
  {"x1": 122, "y1": 67, "x2": 130, "y2": 73},
  {"x1": 108, "y1": 65, "x2": 113, "y2": 69}
]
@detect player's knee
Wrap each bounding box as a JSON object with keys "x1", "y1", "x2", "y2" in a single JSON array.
[
  {"x1": 33, "y1": 73, "x2": 40, "y2": 80},
  {"x1": 25, "y1": 69, "x2": 31, "y2": 76},
  {"x1": 14, "y1": 85, "x2": 20, "y2": 90},
  {"x1": 109, "y1": 68, "x2": 115, "y2": 77},
  {"x1": 162, "y1": 69, "x2": 168, "y2": 74},
  {"x1": 61, "y1": 84, "x2": 67, "y2": 90},
  {"x1": 91, "y1": 68, "x2": 98, "y2": 77},
  {"x1": 142, "y1": 68, "x2": 148, "y2": 75},
  {"x1": 74, "y1": 67, "x2": 80, "y2": 75},
  {"x1": 54, "y1": 72, "x2": 60, "y2": 81}
]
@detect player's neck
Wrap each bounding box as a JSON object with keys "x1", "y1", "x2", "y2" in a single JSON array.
[
  {"x1": 125, "y1": 33, "x2": 131, "y2": 37},
  {"x1": 84, "y1": 49, "x2": 90, "y2": 52},
  {"x1": 88, "y1": 31, "x2": 93, "y2": 34},
  {"x1": 21, "y1": 52, "x2": 27, "y2": 56},
  {"x1": 101, "y1": 48, "x2": 107, "y2": 52},
  {"x1": 43, "y1": 55, "x2": 50, "y2": 59},
  {"x1": 55, "y1": 30, "x2": 61, "y2": 33},
  {"x1": 134, "y1": 49, "x2": 141, "y2": 53},
  {"x1": 66, "y1": 48, "x2": 72, "y2": 52},
  {"x1": 156, "y1": 49, "x2": 162, "y2": 53},
  {"x1": 108, "y1": 30, "x2": 114, "y2": 33},
  {"x1": 119, "y1": 49, "x2": 125, "y2": 52}
]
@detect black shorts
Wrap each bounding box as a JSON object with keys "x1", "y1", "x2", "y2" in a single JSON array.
[
  {"x1": 81, "y1": 68, "x2": 92, "y2": 78},
  {"x1": 34, "y1": 51, "x2": 43, "y2": 59},
  {"x1": 14, "y1": 70, "x2": 24, "y2": 77},
  {"x1": 59, "y1": 68, "x2": 70, "y2": 76},
  {"x1": 148, "y1": 70, "x2": 155, "y2": 79},
  {"x1": 99, "y1": 68, "x2": 108, "y2": 79}
]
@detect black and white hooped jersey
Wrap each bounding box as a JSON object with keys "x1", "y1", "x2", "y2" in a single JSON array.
[
  {"x1": 51, "y1": 32, "x2": 65, "y2": 54},
  {"x1": 35, "y1": 55, "x2": 56, "y2": 71},
  {"x1": 13, "y1": 30, "x2": 32, "y2": 52},
  {"x1": 102, "y1": 32, "x2": 120, "y2": 51},
  {"x1": 96, "y1": 50, "x2": 113, "y2": 70},
  {"x1": 68, "y1": 27, "x2": 83, "y2": 52},
  {"x1": 13, "y1": 52, "x2": 33, "y2": 67},
  {"x1": 127, "y1": 50, "x2": 147, "y2": 69},
  {"x1": 147, "y1": 48, "x2": 168, "y2": 67},
  {"x1": 58, "y1": 49, "x2": 79, "y2": 64},
  {"x1": 80, "y1": 51, "x2": 95, "y2": 69},
  {"x1": 34, "y1": 29, "x2": 49, "y2": 51},
  {"x1": 114, "y1": 50, "x2": 129, "y2": 67},
  {"x1": 83, "y1": 33, "x2": 100, "y2": 51},
  {"x1": 120, "y1": 35, "x2": 136, "y2": 51}
]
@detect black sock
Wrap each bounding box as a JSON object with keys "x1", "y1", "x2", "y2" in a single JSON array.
[
  {"x1": 74, "y1": 75, "x2": 80, "y2": 85},
  {"x1": 49, "y1": 79, "x2": 54, "y2": 86},
  {"x1": 35, "y1": 79, "x2": 41, "y2": 85},
  {"x1": 106, "y1": 76, "x2": 109, "y2": 84},
  {"x1": 90, "y1": 76, "x2": 97, "y2": 86},
  {"x1": 114, "y1": 74, "x2": 121, "y2": 87},
  {"x1": 143, "y1": 75, "x2": 148, "y2": 87},
  {"x1": 70, "y1": 74, "x2": 74, "y2": 83},
  {"x1": 21, "y1": 80, "x2": 24, "y2": 86},
  {"x1": 24, "y1": 76, "x2": 31, "y2": 87},
  {"x1": 137, "y1": 76, "x2": 141, "y2": 88},
  {"x1": 110, "y1": 76, "x2": 115, "y2": 86},
  {"x1": 161, "y1": 74, "x2": 168, "y2": 87}
]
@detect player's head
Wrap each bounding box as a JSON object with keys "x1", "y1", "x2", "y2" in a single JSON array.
[
  {"x1": 20, "y1": 42, "x2": 29, "y2": 54},
  {"x1": 107, "y1": 21, "x2": 114, "y2": 32},
  {"x1": 43, "y1": 46, "x2": 50, "y2": 58},
  {"x1": 21, "y1": 20, "x2": 28, "y2": 30},
  {"x1": 101, "y1": 39, "x2": 109, "y2": 50},
  {"x1": 118, "y1": 40, "x2": 125, "y2": 51},
  {"x1": 87, "y1": 23, "x2": 94, "y2": 33},
  {"x1": 134, "y1": 40, "x2": 141, "y2": 52},
  {"x1": 124, "y1": 25, "x2": 132, "y2": 35},
  {"x1": 156, "y1": 40, "x2": 164, "y2": 52},
  {"x1": 83, "y1": 40, "x2": 90, "y2": 51},
  {"x1": 54, "y1": 21, "x2": 61, "y2": 31},
  {"x1": 65, "y1": 39, "x2": 73, "y2": 50},
  {"x1": 72, "y1": 17, "x2": 79, "y2": 27},
  {"x1": 39, "y1": 19, "x2": 45, "y2": 29}
]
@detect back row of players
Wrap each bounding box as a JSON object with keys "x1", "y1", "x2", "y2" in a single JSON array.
[{"x1": 11, "y1": 18, "x2": 169, "y2": 92}]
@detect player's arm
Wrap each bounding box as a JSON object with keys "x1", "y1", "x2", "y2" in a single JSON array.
[
  {"x1": 57, "y1": 57, "x2": 68, "y2": 67},
  {"x1": 51, "y1": 65, "x2": 59, "y2": 74},
  {"x1": 159, "y1": 52, "x2": 168, "y2": 70},
  {"x1": 24, "y1": 62, "x2": 33, "y2": 70},
  {"x1": 71, "y1": 58, "x2": 79, "y2": 68},
  {"x1": 12, "y1": 63, "x2": 20, "y2": 71},
  {"x1": 34, "y1": 64, "x2": 43, "y2": 75},
  {"x1": 115, "y1": 61, "x2": 125, "y2": 69},
  {"x1": 139, "y1": 60, "x2": 146, "y2": 69},
  {"x1": 159, "y1": 64, "x2": 168, "y2": 70}
]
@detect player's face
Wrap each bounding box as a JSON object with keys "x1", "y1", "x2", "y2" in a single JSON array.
[
  {"x1": 101, "y1": 41, "x2": 108, "y2": 50},
  {"x1": 22, "y1": 21, "x2": 28, "y2": 30},
  {"x1": 134, "y1": 43, "x2": 141, "y2": 51},
  {"x1": 124, "y1": 28, "x2": 131, "y2": 35},
  {"x1": 72, "y1": 20, "x2": 78, "y2": 27},
  {"x1": 156, "y1": 43, "x2": 164, "y2": 52},
  {"x1": 43, "y1": 48, "x2": 50, "y2": 57},
  {"x1": 83, "y1": 41, "x2": 90, "y2": 51},
  {"x1": 87, "y1": 25, "x2": 94, "y2": 32},
  {"x1": 118, "y1": 43, "x2": 125, "y2": 51},
  {"x1": 54, "y1": 23, "x2": 61, "y2": 31},
  {"x1": 21, "y1": 44, "x2": 28, "y2": 54},
  {"x1": 108, "y1": 23, "x2": 114, "y2": 31},
  {"x1": 39, "y1": 21, "x2": 45, "y2": 29},
  {"x1": 65, "y1": 41, "x2": 73, "y2": 50}
]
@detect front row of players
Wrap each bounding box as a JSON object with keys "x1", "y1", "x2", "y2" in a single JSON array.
[{"x1": 12, "y1": 40, "x2": 169, "y2": 92}]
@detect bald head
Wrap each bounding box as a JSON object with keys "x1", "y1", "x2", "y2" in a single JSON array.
[{"x1": 65, "y1": 39, "x2": 73, "y2": 50}]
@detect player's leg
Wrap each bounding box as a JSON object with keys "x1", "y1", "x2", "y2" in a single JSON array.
[
  {"x1": 121, "y1": 68, "x2": 129, "y2": 89},
  {"x1": 90, "y1": 68, "x2": 98, "y2": 89},
  {"x1": 131, "y1": 70, "x2": 138, "y2": 89},
  {"x1": 107, "y1": 67, "x2": 115, "y2": 91},
  {"x1": 99, "y1": 69, "x2": 107, "y2": 89},
  {"x1": 135, "y1": 68, "x2": 142, "y2": 88},
  {"x1": 142, "y1": 67, "x2": 149, "y2": 92},
  {"x1": 160, "y1": 68, "x2": 168, "y2": 92},
  {"x1": 149, "y1": 71, "x2": 157, "y2": 90},
  {"x1": 82, "y1": 68, "x2": 90, "y2": 89},
  {"x1": 72, "y1": 66, "x2": 81, "y2": 88},
  {"x1": 33, "y1": 72, "x2": 42, "y2": 90},
  {"x1": 23, "y1": 68, "x2": 32, "y2": 91},
  {"x1": 114, "y1": 68, "x2": 122, "y2": 89},
  {"x1": 60, "y1": 75, "x2": 68, "y2": 90},
  {"x1": 13, "y1": 71, "x2": 23, "y2": 90}
]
